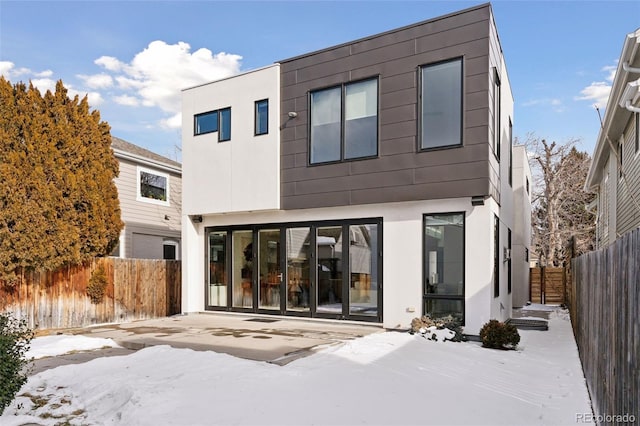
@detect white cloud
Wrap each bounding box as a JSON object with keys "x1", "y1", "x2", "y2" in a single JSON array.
[
  {"x1": 114, "y1": 94, "x2": 140, "y2": 106},
  {"x1": 77, "y1": 73, "x2": 113, "y2": 89},
  {"x1": 576, "y1": 82, "x2": 611, "y2": 109},
  {"x1": 34, "y1": 70, "x2": 53, "y2": 78},
  {"x1": 576, "y1": 62, "x2": 617, "y2": 109},
  {"x1": 160, "y1": 112, "x2": 182, "y2": 130},
  {"x1": 522, "y1": 98, "x2": 565, "y2": 112},
  {"x1": 94, "y1": 40, "x2": 242, "y2": 127},
  {"x1": 0, "y1": 61, "x2": 39, "y2": 80},
  {"x1": 31, "y1": 78, "x2": 56, "y2": 94},
  {"x1": 95, "y1": 56, "x2": 125, "y2": 72}
]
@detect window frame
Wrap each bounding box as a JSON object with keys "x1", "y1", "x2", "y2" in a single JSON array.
[
  {"x1": 635, "y1": 112, "x2": 639, "y2": 154},
  {"x1": 136, "y1": 165, "x2": 170, "y2": 206},
  {"x1": 422, "y1": 212, "x2": 466, "y2": 325},
  {"x1": 254, "y1": 99, "x2": 269, "y2": 136},
  {"x1": 194, "y1": 110, "x2": 218, "y2": 136},
  {"x1": 308, "y1": 77, "x2": 379, "y2": 165},
  {"x1": 508, "y1": 118, "x2": 513, "y2": 186},
  {"x1": 418, "y1": 57, "x2": 464, "y2": 152},
  {"x1": 492, "y1": 67, "x2": 501, "y2": 160},
  {"x1": 493, "y1": 214, "x2": 500, "y2": 298},
  {"x1": 163, "y1": 240, "x2": 180, "y2": 260},
  {"x1": 194, "y1": 107, "x2": 231, "y2": 142}
]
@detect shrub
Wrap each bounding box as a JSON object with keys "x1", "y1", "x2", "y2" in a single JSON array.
[
  {"x1": 0, "y1": 312, "x2": 34, "y2": 414},
  {"x1": 86, "y1": 265, "x2": 108, "y2": 304},
  {"x1": 410, "y1": 314, "x2": 466, "y2": 342},
  {"x1": 479, "y1": 319, "x2": 520, "y2": 350}
]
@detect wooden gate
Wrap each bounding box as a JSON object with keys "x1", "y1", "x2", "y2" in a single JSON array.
[{"x1": 529, "y1": 267, "x2": 565, "y2": 304}]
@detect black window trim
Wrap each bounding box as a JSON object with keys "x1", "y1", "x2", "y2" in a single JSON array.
[
  {"x1": 204, "y1": 217, "x2": 383, "y2": 323},
  {"x1": 308, "y1": 76, "x2": 380, "y2": 166},
  {"x1": 422, "y1": 211, "x2": 466, "y2": 325},
  {"x1": 493, "y1": 67, "x2": 501, "y2": 161},
  {"x1": 494, "y1": 214, "x2": 500, "y2": 298},
  {"x1": 194, "y1": 106, "x2": 231, "y2": 142},
  {"x1": 254, "y1": 98, "x2": 269, "y2": 136},
  {"x1": 417, "y1": 56, "x2": 464, "y2": 153},
  {"x1": 635, "y1": 112, "x2": 639, "y2": 154}
]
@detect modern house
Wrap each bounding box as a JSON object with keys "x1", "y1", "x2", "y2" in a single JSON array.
[
  {"x1": 111, "y1": 137, "x2": 182, "y2": 259},
  {"x1": 181, "y1": 3, "x2": 528, "y2": 334},
  {"x1": 585, "y1": 28, "x2": 640, "y2": 248}
]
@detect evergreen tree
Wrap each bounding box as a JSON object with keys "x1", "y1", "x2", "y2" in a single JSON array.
[{"x1": 0, "y1": 77, "x2": 122, "y2": 281}]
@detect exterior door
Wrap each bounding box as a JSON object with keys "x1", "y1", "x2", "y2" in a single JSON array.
[{"x1": 258, "y1": 229, "x2": 281, "y2": 310}]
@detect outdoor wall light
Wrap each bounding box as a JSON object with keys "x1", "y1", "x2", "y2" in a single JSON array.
[
  {"x1": 191, "y1": 215, "x2": 203, "y2": 223},
  {"x1": 288, "y1": 111, "x2": 298, "y2": 118},
  {"x1": 471, "y1": 196, "x2": 486, "y2": 206}
]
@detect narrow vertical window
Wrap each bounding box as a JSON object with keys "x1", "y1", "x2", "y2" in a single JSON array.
[
  {"x1": 494, "y1": 215, "x2": 500, "y2": 298},
  {"x1": 219, "y1": 107, "x2": 231, "y2": 142},
  {"x1": 424, "y1": 213, "x2": 465, "y2": 323},
  {"x1": 344, "y1": 79, "x2": 378, "y2": 159},
  {"x1": 508, "y1": 118, "x2": 513, "y2": 186},
  {"x1": 618, "y1": 140, "x2": 623, "y2": 178},
  {"x1": 507, "y1": 228, "x2": 512, "y2": 294},
  {"x1": 421, "y1": 58, "x2": 463, "y2": 149},
  {"x1": 493, "y1": 67, "x2": 501, "y2": 159},
  {"x1": 255, "y1": 99, "x2": 269, "y2": 136},
  {"x1": 310, "y1": 86, "x2": 341, "y2": 163}
]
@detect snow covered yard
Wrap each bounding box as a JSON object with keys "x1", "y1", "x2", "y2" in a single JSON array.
[{"x1": 1, "y1": 310, "x2": 593, "y2": 426}]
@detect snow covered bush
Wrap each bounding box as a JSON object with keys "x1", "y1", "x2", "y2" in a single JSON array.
[
  {"x1": 0, "y1": 312, "x2": 34, "y2": 414},
  {"x1": 479, "y1": 319, "x2": 520, "y2": 350},
  {"x1": 409, "y1": 315, "x2": 465, "y2": 342}
]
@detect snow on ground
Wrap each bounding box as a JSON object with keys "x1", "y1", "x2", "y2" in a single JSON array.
[
  {"x1": 26, "y1": 335, "x2": 121, "y2": 360},
  {"x1": 2, "y1": 311, "x2": 593, "y2": 426}
]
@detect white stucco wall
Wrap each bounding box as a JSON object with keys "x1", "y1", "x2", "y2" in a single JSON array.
[
  {"x1": 181, "y1": 64, "x2": 280, "y2": 215},
  {"x1": 182, "y1": 197, "x2": 499, "y2": 334},
  {"x1": 512, "y1": 145, "x2": 532, "y2": 307}
]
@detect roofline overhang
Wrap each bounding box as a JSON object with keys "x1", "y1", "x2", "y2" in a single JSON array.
[
  {"x1": 586, "y1": 28, "x2": 640, "y2": 191},
  {"x1": 114, "y1": 148, "x2": 182, "y2": 175}
]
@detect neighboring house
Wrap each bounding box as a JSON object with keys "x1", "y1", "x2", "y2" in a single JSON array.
[
  {"x1": 111, "y1": 137, "x2": 182, "y2": 260},
  {"x1": 585, "y1": 28, "x2": 640, "y2": 249},
  {"x1": 181, "y1": 3, "x2": 527, "y2": 334}
]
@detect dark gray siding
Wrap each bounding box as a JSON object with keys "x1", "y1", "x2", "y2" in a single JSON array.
[{"x1": 280, "y1": 3, "x2": 495, "y2": 210}]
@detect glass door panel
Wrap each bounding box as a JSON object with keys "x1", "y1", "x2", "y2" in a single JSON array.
[
  {"x1": 316, "y1": 226, "x2": 343, "y2": 314},
  {"x1": 258, "y1": 229, "x2": 281, "y2": 310},
  {"x1": 232, "y1": 230, "x2": 253, "y2": 308},
  {"x1": 286, "y1": 227, "x2": 311, "y2": 312},
  {"x1": 348, "y1": 224, "x2": 378, "y2": 316},
  {"x1": 208, "y1": 231, "x2": 227, "y2": 307}
]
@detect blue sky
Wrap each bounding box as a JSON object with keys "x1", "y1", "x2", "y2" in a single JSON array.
[{"x1": 1, "y1": 1, "x2": 639, "y2": 160}]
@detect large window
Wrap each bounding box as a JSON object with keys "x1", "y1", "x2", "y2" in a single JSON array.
[
  {"x1": 194, "y1": 107, "x2": 231, "y2": 142},
  {"x1": 423, "y1": 213, "x2": 464, "y2": 323},
  {"x1": 137, "y1": 166, "x2": 169, "y2": 206},
  {"x1": 420, "y1": 58, "x2": 463, "y2": 150},
  {"x1": 310, "y1": 78, "x2": 378, "y2": 164},
  {"x1": 255, "y1": 99, "x2": 269, "y2": 136}
]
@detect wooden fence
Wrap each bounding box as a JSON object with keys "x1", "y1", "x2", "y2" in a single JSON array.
[
  {"x1": 571, "y1": 228, "x2": 639, "y2": 424},
  {"x1": 0, "y1": 257, "x2": 181, "y2": 330},
  {"x1": 529, "y1": 267, "x2": 566, "y2": 304}
]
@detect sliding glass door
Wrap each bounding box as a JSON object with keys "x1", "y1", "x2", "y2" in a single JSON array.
[{"x1": 205, "y1": 219, "x2": 382, "y2": 322}]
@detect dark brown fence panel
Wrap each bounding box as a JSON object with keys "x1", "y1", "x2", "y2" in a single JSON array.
[
  {"x1": 0, "y1": 258, "x2": 181, "y2": 330},
  {"x1": 572, "y1": 228, "x2": 639, "y2": 425}
]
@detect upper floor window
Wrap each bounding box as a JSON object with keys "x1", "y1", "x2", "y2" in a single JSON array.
[
  {"x1": 137, "y1": 166, "x2": 170, "y2": 206},
  {"x1": 420, "y1": 58, "x2": 462, "y2": 150},
  {"x1": 255, "y1": 99, "x2": 269, "y2": 135},
  {"x1": 310, "y1": 78, "x2": 378, "y2": 164},
  {"x1": 194, "y1": 107, "x2": 231, "y2": 142},
  {"x1": 492, "y1": 67, "x2": 501, "y2": 159}
]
